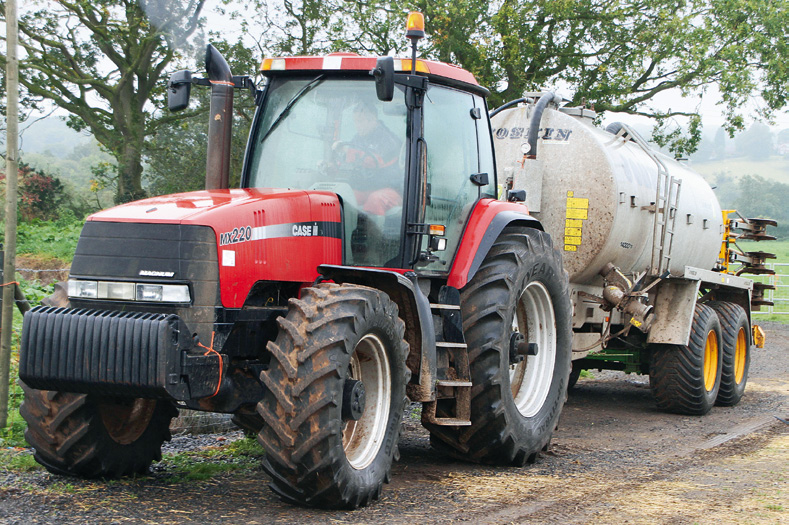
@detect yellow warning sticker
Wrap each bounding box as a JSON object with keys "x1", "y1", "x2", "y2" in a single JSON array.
[
  {"x1": 566, "y1": 208, "x2": 588, "y2": 220},
  {"x1": 566, "y1": 197, "x2": 589, "y2": 209},
  {"x1": 564, "y1": 236, "x2": 582, "y2": 245},
  {"x1": 567, "y1": 190, "x2": 574, "y2": 197},
  {"x1": 564, "y1": 245, "x2": 578, "y2": 252},
  {"x1": 565, "y1": 227, "x2": 582, "y2": 237},
  {"x1": 565, "y1": 219, "x2": 583, "y2": 228}
]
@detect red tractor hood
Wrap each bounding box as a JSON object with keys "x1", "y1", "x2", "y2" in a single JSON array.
[
  {"x1": 89, "y1": 188, "x2": 344, "y2": 308},
  {"x1": 89, "y1": 188, "x2": 306, "y2": 224}
]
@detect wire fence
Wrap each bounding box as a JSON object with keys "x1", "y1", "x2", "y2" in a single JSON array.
[{"x1": 752, "y1": 263, "x2": 789, "y2": 315}]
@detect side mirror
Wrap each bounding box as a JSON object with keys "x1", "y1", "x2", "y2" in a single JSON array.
[
  {"x1": 372, "y1": 57, "x2": 395, "y2": 102},
  {"x1": 168, "y1": 70, "x2": 193, "y2": 112}
]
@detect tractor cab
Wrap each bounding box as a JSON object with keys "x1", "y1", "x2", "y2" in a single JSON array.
[{"x1": 244, "y1": 52, "x2": 497, "y2": 273}]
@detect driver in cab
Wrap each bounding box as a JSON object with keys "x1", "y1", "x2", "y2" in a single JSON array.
[{"x1": 334, "y1": 101, "x2": 402, "y2": 215}]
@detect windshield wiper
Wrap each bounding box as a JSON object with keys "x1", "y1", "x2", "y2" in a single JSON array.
[{"x1": 259, "y1": 75, "x2": 325, "y2": 144}]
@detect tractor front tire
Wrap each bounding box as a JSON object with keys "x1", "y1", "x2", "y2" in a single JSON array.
[
  {"x1": 257, "y1": 283, "x2": 409, "y2": 509},
  {"x1": 649, "y1": 303, "x2": 723, "y2": 415},
  {"x1": 707, "y1": 301, "x2": 750, "y2": 406},
  {"x1": 20, "y1": 385, "x2": 177, "y2": 478},
  {"x1": 427, "y1": 227, "x2": 573, "y2": 465}
]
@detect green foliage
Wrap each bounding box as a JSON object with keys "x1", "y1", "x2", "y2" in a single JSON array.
[
  {"x1": 0, "y1": 451, "x2": 40, "y2": 472},
  {"x1": 1, "y1": 0, "x2": 206, "y2": 203},
  {"x1": 231, "y1": 0, "x2": 788, "y2": 156},
  {"x1": 144, "y1": 39, "x2": 258, "y2": 196},
  {"x1": 160, "y1": 436, "x2": 264, "y2": 482},
  {"x1": 9, "y1": 215, "x2": 83, "y2": 262}
]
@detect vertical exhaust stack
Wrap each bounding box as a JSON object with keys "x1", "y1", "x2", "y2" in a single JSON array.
[{"x1": 205, "y1": 45, "x2": 234, "y2": 190}]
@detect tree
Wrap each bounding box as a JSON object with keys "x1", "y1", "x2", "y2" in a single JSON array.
[
  {"x1": 0, "y1": 0, "x2": 206, "y2": 203},
  {"x1": 326, "y1": 0, "x2": 788, "y2": 156},
  {"x1": 144, "y1": 39, "x2": 259, "y2": 195},
  {"x1": 735, "y1": 122, "x2": 774, "y2": 160}
]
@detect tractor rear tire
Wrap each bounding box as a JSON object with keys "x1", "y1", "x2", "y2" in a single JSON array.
[
  {"x1": 427, "y1": 227, "x2": 572, "y2": 465},
  {"x1": 649, "y1": 303, "x2": 723, "y2": 415},
  {"x1": 257, "y1": 283, "x2": 409, "y2": 509},
  {"x1": 707, "y1": 301, "x2": 750, "y2": 406},
  {"x1": 20, "y1": 384, "x2": 177, "y2": 478}
]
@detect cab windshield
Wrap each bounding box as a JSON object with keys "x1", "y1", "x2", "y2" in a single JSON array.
[{"x1": 247, "y1": 77, "x2": 407, "y2": 267}]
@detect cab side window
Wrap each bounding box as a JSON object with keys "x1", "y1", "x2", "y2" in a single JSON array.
[{"x1": 420, "y1": 85, "x2": 491, "y2": 271}]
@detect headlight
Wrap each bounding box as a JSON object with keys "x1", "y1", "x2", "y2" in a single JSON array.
[
  {"x1": 68, "y1": 280, "x2": 98, "y2": 299},
  {"x1": 136, "y1": 284, "x2": 191, "y2": 303},
  {"x1": 98, "y1": 281, "x2": 135, "y2": 301},
  {"x1": 67, "y1": 280, "x2": 191, "y2": 303}
]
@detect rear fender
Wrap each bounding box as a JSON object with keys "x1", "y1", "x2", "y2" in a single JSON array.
[
  {"x1": 318, "y1": 264, "x2": 437, "y2": 402},
  {"x1": 447, "y1": 199, "x2": 542, "y2": 289}
]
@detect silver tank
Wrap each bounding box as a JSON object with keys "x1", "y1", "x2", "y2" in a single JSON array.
[{"x1": 492, "y1": 104, "x2": 723, "y2": 285}]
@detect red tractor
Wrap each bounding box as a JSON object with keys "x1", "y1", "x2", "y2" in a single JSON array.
[{"x1": 19, "y1": 13, "x2": 571, "y2": 508}]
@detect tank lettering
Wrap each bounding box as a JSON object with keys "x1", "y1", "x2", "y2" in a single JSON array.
[
  {"x1": 509, "y1": 127, "x2": 524, "y2": 139},
  {"x1": 495, "y1": 128, "x2": 509, "y2": 139},
  {"x1": 542, "y1": 128, "x2": 554, "y2": 140},
  {"x1": 555, "y1": 129, "x2": 572, "y2": 141},
  {"x1": 620, "y1": 241, "x2": 633, "y2": 249}
]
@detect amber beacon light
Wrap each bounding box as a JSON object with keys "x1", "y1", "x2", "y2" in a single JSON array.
[{"x1": 406, "y1": 12, "x2": 425, "y2": 40}]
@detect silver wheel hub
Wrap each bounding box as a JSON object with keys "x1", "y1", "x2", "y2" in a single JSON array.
[{"x1": 509, "y1": 281, "x2": 557, "y2": 418}]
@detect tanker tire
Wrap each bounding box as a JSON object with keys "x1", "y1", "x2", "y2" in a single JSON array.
[
  {"x1": 426, "y1": 227, "x2": 572, "y2": 466},
  {"x1": 568, "y1": 362, "x2": 583, "y2": 390},
  {"x1": 706, "y1": 301, "x2": 750, "y2": 406},
  {"x1": 20, "y1": 384, "x2": 177, "y2": 478},
  {"x1": 257, "y1": 283, "x2": 409, "y2": 509},
  {"x1": 649, "y1": 303, "x2": 723, "y2": 415}
]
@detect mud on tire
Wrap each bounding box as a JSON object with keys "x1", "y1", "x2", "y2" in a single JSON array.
[
  {"x1": 256, "y1": 283, "x2": 409, "y2": 509},
  {"x1": 426, "y1": 227, "x2": 573, "y2": 466},
  {"x1": 649, "y1": 303, "x2": 723, "y2": 415},
  {"x1": 706, "y1": 301, "x2": 750, "y2": 406},
  {"x1": 20, "y1": 384, "x2": 177, "y2": 478}
]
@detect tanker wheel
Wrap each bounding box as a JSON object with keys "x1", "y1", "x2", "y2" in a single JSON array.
[
  {"x1": 649, "y1": 303, "x2": 723, "y2": 415},
  {"x1": 426, "y1": 227, "x2": 572, "y2": 466},
  {"x1": 257, "y1": 283, "x2": 409, "y2": 509},
  {"x1": 231, "y1": 408, "x2": 265, "y2": 436},
  {"x1": 20, "y1": 384, "x2": 177, "y2": 478},
  {"x1": 706, "y1": 301, "x2": 750, "y2": 406},
  {"x1": 568, "y1": 362, "x2": 584, "y2": 390}
]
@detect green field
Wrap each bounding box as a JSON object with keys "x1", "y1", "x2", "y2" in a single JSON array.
[{"x1": 693, "y1": 156, "x2": 789, "y2": 183}]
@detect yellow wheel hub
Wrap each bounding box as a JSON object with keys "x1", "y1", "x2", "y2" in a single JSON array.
[
  {"x1": 734, "y1": 327, "x2": 747, "y2": 384},
  {"x1": 703, "y1": 329, "x2": 719, "y2": 392}
]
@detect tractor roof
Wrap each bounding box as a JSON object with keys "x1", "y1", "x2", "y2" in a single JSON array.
[{"x1": 260, "y1": 53, "x2": 484, "y2": 94}]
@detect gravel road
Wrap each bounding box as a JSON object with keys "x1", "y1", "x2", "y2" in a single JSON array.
[{"x1": 1, "y1": 322, "x2": 787, "y2": 524}]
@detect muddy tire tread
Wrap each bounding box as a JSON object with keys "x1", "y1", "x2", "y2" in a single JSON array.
[
  {"x1": 425, "y1": 227, "x2": 572, "y2": 466},
  {"x1": 257, "y1": 283, "x2": 409, "y2": 509}
]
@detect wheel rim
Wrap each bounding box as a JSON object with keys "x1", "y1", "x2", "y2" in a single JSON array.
[
  {"x1": 703, "y1": 329, "x2": 719, "y2": 392},
  {"x1": 342, "y1": 333, "x2": 391, "y2": 470},
  {"x1": 98, "y1": 398, "x2": 157, "y2": 445},
  {"x1": 734, "y1": 327, "x2": 747, "y2": 384},
  {"x1": 509, "y1": 281, "x2": 557, "y2": 418}
]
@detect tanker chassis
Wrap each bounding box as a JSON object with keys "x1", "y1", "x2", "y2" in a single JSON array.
[
  {"x1": 16, "y1": 13, "x2": 774, "y2": 510},
  {"x1": 493, "y1": 97, "x2": 775, "y2": 414}
]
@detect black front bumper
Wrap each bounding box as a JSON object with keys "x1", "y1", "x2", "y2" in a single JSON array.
[{"x1": 19, "y1": 306, "x2": 220, "y2": 400}]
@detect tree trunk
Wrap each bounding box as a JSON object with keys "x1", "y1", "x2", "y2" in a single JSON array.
[{"x1": 115, "y1": 140, "x2": 147, "y2": 204}]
